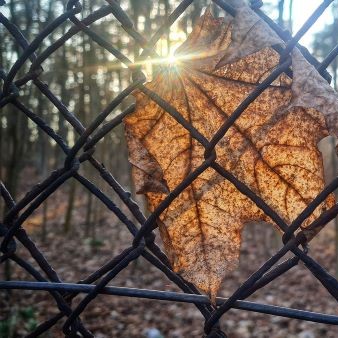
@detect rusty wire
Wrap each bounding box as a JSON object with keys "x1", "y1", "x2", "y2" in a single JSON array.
[{"x1": 1, "y1": 0, "x2": 338, "y2": 337}]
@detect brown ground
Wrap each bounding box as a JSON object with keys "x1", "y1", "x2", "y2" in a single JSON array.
[{"x1": 1, "y1": 170, "x2": 338, "y2": 338}]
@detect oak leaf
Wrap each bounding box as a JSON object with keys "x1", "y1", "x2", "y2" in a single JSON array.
[{"x1": 124, "y1": 4, "x2": 338, "y2": 301}]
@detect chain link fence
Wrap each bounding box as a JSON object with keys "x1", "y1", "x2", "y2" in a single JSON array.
[{"x1": 1, "y1": 0, "x2": 338, "y2": 337}]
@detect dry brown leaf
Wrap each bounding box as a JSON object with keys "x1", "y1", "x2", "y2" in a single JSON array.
[{"x1": 124, "y1": 4, "x2": 338, "y2": 301}]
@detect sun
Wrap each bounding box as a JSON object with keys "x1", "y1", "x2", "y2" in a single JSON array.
[{"x1": 165, "y1": 54, "x2": 178, "y2": 65}]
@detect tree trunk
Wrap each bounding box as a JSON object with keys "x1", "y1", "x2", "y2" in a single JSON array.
[
  {"x1": 63, "y1": 179, "x2": 77, "y2": 234},
  {"x1": 278, "y1": 0, "x2": 285, "y2": 28}
]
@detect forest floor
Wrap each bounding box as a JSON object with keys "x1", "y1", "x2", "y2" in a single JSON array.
[{"x1": 1, "y1": 169, "x2": 338, "y2": 338}]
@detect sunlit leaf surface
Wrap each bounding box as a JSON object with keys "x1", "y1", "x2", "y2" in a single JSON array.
[{"x1": 124, "y1": 5, "x2": 338, "y2": 301}]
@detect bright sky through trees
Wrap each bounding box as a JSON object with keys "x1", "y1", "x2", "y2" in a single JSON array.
[{"x1": 267, "y1": 0, "x2": 333, "y2": 50}]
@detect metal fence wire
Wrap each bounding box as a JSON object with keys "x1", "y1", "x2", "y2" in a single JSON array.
[{"x1": 1, "y1": 0, "x2": 338, "y2": 337}]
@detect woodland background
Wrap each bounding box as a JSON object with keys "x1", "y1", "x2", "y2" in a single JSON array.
[{"x1": 1, "y1": 0, "x2": 338, "y2": 337}]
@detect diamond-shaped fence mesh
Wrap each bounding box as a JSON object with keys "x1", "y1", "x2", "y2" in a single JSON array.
[{"x1": 1, "y1": 0, "x2": 338, "y2": 337}]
